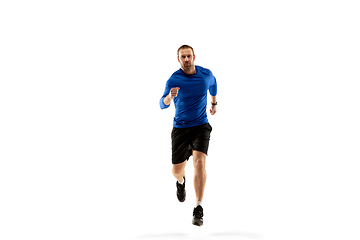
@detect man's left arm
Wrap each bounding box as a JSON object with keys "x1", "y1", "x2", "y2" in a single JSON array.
[{"x1": 209, "y1": 72, "x2": 217, "y2": 115}]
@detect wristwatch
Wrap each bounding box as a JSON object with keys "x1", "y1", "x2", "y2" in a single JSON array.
[{"x1": 211, "y1": 102, "x2": 217, "y2": 106}]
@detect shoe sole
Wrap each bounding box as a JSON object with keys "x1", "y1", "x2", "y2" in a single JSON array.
[
  {"x1": 192, "y1": 219, "x2": 203, "y2": 226},
  {"x1": 177, "y1": 193, "x2": 186, "y2": 202},
  {"x1": 176, "y1": 177, "x2": 186, "y2": 202}
]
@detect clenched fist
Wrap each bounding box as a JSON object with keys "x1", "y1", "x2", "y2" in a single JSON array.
[
  {"x1": 210, "y1": 105, "x2": 217, "y2": 115},
  {"x1": 169, "y1": 87, "x2": 180, "y2": 100}
]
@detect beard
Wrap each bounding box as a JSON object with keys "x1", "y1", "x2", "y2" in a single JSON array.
[{"x1": 183, "y1": 62, "x2": 192, "y2": 69}]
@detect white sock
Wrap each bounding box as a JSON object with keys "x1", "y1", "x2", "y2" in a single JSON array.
[{"x1": 195, "y1": 201, "x2": 202, "y2": 207}]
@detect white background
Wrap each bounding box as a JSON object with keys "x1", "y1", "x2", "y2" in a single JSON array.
[{"x1": 1, "y1": 0, "x2": 360, "y2": 239}]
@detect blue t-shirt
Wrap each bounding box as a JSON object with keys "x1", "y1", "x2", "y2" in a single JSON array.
[{"x1": 160, "y1": 65, "x2": 217, "y2": 128}]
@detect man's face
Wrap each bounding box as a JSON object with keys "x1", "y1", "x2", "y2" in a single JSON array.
[{"x1": 178, "y1": 48, "x2": 195, "y2": 70}]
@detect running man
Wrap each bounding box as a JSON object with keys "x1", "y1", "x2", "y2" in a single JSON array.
[{"x1": 159, "y1": 45, "x2": 217, "y2": 226}]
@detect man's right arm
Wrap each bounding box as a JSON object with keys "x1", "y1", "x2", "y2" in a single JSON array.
[{"x1": 160, "y1": 87, "x2": 180, "y2": 109}]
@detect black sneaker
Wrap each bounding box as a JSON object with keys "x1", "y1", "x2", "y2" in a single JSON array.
[
  {"x1": 176, "y1": 176, "x2": 186, "y2": 202},
  {"x1": 192, "y1": 205, "x2": 204, "y2": 226}
]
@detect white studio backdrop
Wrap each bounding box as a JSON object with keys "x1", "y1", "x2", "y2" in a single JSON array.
[{"x1": 1, "y1": 0, "x2": 359, "y2": 240}]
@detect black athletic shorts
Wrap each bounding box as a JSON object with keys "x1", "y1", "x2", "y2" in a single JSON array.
[{"x1": 171, "y1": 123, "x2": 212, "y2": 164}]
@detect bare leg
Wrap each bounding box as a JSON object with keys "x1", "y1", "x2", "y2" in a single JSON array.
[
  {"x1": 193, "y1": 150, "x2": 207, "y2": 202},
  {"x1": 172, "y1": 160, "x2": 187, "y2": 183}
]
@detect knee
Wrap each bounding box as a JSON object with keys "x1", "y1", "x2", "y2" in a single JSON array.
[{"x1": 194, "y1": 158, "x2": 206, "y2": 171}]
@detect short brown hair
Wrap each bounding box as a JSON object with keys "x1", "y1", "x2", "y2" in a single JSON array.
[{"x1": 177, "y1": 45, "x2": 195, "y2": 56}]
